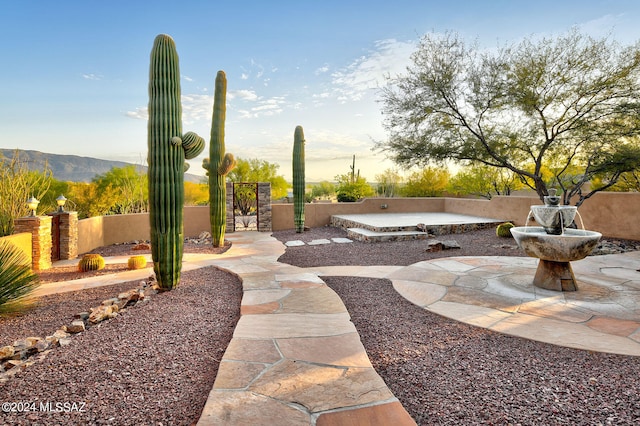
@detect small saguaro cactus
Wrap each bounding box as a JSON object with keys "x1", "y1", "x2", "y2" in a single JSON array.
[
  {"x1": 203, "y1": 70, "x2": 236, "y2": 247},
  {"x1": 293, "y1": 125, "x2": 306, "y2": 233},
  {"x1": 147, "y1": 34, "x2": 205, "y2": 291}
]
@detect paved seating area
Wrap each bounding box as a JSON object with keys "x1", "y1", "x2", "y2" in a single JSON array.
[
  {"x1": 331, "y1": 212, "x2": 505, "y2": 242},
  {"x1": 43, "y1": 231, "x2": 640, "y2": 425}
]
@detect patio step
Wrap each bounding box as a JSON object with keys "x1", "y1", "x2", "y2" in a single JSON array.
[{"x1": 347, "y1": 227, "x2": 430, "y2": 243}]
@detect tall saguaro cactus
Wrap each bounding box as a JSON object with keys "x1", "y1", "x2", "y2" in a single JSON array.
[
  {"x1": 147, "y1": 34, "x2": 205, "y2": 290},
  {"x1": 203, "y1": 70, "x2": 235, "y2": 247},
  {"x1": 293, "y1": 125, "x2": 306, "y2": 233}
]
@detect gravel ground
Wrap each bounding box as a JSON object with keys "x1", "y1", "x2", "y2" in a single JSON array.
[
  {"x1": 272, "y1": 227, "x2": 640, "y2": 425},
  {"x1": 0, "y1": 265, "x2": 241, "y2": 426},
  {"x1": 2, "y1": 227, "x2": 639, "y2": 425}
]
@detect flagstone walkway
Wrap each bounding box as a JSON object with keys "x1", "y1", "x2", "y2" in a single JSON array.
[{"x1": 43, "y1": 231, "x2": 640, "y2": 425}]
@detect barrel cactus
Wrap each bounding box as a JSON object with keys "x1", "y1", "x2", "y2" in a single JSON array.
[
  {"x1": 293, "y1": 126, "x2": 306, "y2": 233},
  {"x1": 496, "y1": 222, "x2": 515, "y2": 238},
  {"x1": 127, "y1": 255, "x2": 148, "y2": 270},
  {"x1": 203, "y1": 70, "x2": 235, "y2": 247},
  {"x1": 78, "y1": 254, "x2": 105, "y2": 272},
  {"x1": 147, "y1": 34, "x2": 205, "y2": 290}
]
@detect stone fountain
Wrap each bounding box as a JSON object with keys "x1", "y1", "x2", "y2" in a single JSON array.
[{"x1": 510, "y1": 189, "x2": 602, "y2": 292}]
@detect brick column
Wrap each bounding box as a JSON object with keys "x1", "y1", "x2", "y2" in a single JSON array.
[
  {"x1": 56, "y1": 211, "x2": 78, "y2": 260},
  {"x1": 14, "y1": 215, "x2": 52, "y2": 271},
  {"x1": 257, "y1": 183, "x2": 272, "y2": 232},
  {"x1": 226, "y1": 181, "x2": 235, "y2": 233}
]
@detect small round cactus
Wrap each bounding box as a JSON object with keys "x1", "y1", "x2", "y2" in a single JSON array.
[
  {"x1": 78, "y1": 254, "x2": 105, "y2": 272},
  {"x1": 127, "y1": 255, "x2": 148, "y2": 270},
  {"x1": 496, "y1": 222, "x2": 515, "y2": 238}
]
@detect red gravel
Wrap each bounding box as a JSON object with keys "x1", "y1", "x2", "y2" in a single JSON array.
[
  {"x1": 272, "y1": 226, "x2": 640, "y2": 426},
  {"x1": 0, "y1": 266, "x2": 241, "y2": 426},
  {"x1": 2, "y1": 227, "x2": 638, "y2": 425}
]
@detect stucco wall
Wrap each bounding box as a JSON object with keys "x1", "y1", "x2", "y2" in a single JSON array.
[
  {"x1": 272, "y1": 193, "x2": 640, "y2": 240},
  {"x1": 74, "y1": 192, "x2": 640, "y2": 254},
  {"x1": 0, "y1": 232, "x2": 33, "y2": 265},
  {"x1": 77, "y1": 207, "x2": 213, "y2": 254}
]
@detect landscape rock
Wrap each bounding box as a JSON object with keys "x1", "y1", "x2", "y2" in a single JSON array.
[
  {"x1": 101, "y1": 297, "x2": 120, "y2": 306},
  {"x1": 89, "y1": 304, "x2": 119, "y2": 324},
  {"x1": 0, "y1": 345, "x2": 15, "y2": 360},
  {"x1": 65, "y1": 320, "x2": 86, "y2": 334},
  {"x1": 74, "y1": 312, "x2": 90, "y2": 321},
  {"x1": 58, "y1": 337, "x2": 73, "y2": 347},
  {"x1": 34, "y1": 339, "x2": 49, "y2": 352},
  {"x1": 53, "y1": 329, "x2": 70, "y2": 339},
  {"x1": 2, "y1": 359, "x2": 23, "y2": 371},
  {"x1": 45, "y1": 336, "x2": 59, "y2": 348},
  {"x1": 426, "y1": 239, "x2": 461, "y2": 252}
]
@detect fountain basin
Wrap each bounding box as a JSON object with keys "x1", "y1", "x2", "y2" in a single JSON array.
[
  {"x1": 511, "y1": 226, "x2": 602, "y2": 292},
  {"x1": 530, "y1": 205, "x2": 577, "y2": 235},
  {"x1": 511, "y1": 226, "x2": 601, "y2": 262}
]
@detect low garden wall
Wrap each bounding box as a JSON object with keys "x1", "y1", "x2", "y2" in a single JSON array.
[
  {"x1": 0, "y1": 232, "x2": 32, "y2": 265},
  {"x1": 271, "y1": 192, "x2": 640, "y2": 240},
  {"x1": 64, "y1": 191, "x2": 640, "y2": 255}
]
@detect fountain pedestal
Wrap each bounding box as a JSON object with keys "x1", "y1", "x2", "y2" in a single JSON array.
[
  {"x1": 534, "y1": 259, "x2": 578, "y2": 292},
  {"x1": 511, "y1": 226, "x2": 601, "y2": 292}
]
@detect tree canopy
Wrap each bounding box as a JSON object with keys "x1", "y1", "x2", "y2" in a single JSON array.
[
  {"x1": 378, "y1": 29, "x2": 640, "y2": 206},
  {"x1": 227, "y1": 158, "x2": 288, "y2": 199}
]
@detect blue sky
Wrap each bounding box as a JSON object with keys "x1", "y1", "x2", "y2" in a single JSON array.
[{"x1": 2, "y1": 1, "x2": 640, "y2": 181}]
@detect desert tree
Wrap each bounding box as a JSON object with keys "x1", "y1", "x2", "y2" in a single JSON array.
[
  {"x1": 378, "y1": 29, "x2": 640, "y2": 206},
  {"x1": 400, "y1": 166, "x2": 449, "y2": 197},
  {"x1": 447, "y1": 164, "x2": 523, "y2": 199},
  {"x1": 375, "y1": 168, "x2": 403, "y2": 197},
  {"x1": 0, "y1": 150, "x2": 53, "y2": 236}
]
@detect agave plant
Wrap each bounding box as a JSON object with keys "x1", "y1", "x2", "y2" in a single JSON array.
[{"x1": 0, "y1": 242, "x2": 39, "y2": 314}]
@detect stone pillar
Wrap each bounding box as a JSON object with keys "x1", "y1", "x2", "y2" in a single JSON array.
[
  {"x1": 226, "y1": 181, "x2": 235, "y2": 233},
  {"x1": 257, "y1": 182, "x2": 272, "y2": 232},
  {"x1": 55, "y1": 211, "x2": 78, "y2": 260},
  {"x1": 14, "y1": 215, "x2": 52, "y2": 271}
]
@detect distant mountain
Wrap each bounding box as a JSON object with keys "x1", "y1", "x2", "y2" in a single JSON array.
[{"x1": 0, "y1": 149, "x2": 205, "y2": 183}]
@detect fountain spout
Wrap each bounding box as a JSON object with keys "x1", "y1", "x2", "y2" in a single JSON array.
[{"x1": 530, "y1": 189, "x2": 576, "y2": 235}]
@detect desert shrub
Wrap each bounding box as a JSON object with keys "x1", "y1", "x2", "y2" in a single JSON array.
[
  {"x1": 0, "y1": 241, "x2": 39, "y2": 314},
  {"x1": 78, "y1": 254, "x2": 105, "y2": 272},
  {"x1": 496, "y1": 222, "x2": 515, "y2": 238}
]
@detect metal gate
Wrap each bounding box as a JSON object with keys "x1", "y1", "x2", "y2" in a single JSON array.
[{"x1": 232, "y1": 182, "x2": 259, "y2": 231}]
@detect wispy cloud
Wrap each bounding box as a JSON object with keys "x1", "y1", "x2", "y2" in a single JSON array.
[
  {"x1": 228, "y1": 89, "x2": 259, "y2": 101},
  {"x1": 125, "y1": 107, "x2": 147, "y2": 120},
  {"x1": 329, "y1": 39, "x2": 416, "y2": 102},
  {"x1": 235, "y1": 96, "x2": 286, "y2": 119},
  {"x1": 315, "y1": 64, "x2": 330, "y2": 74},
  {"x1": 82, "y1": 73, "x2": 103, "y2": 81},
  {"x1": 181, "y1": 94, "x2": 212, "y2": 124}
]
